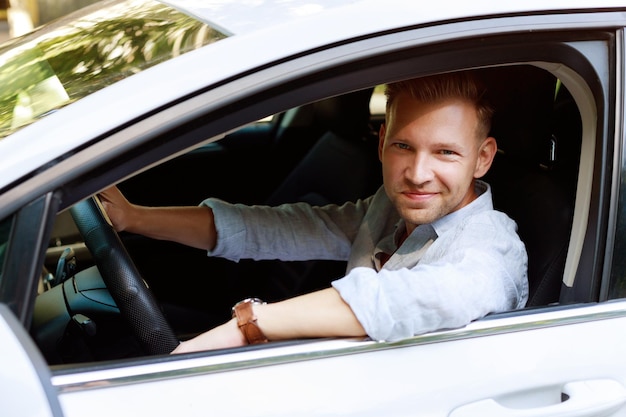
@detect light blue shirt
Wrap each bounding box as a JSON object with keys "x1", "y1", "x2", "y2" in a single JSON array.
[{"x1": 202, "y1": 180, "x2": 528, "y2": 342}]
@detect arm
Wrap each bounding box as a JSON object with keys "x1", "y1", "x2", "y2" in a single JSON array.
[
  {"x1": 98, "y1": 186, "x2": 217, "y2": 250},
  {"x1": 333, "y1": 213, "x2": 529, "y2": 342},
  {"x1": 202, "y1": 197, "x2": 372, "y2": 263},
  {"x1": 171, "y1": 287, "x2": 366, "y2": 353}
]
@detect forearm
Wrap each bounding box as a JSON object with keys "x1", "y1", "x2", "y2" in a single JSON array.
[
  {"x1": 99, "y1": 186, "x2": 217, "y2": 250},
  {"x1": 171, "y1": 287, "x2": 366, "y2": 354},
  {"x1": 256, "y1": 287, "x2": 365, "y2": 340},
  {"x1": 125, "y1": 205, "x2": 216, "y2": 250}
]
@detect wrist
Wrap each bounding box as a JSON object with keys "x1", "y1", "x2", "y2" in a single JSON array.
[
  {"x1": 232, "y1": 298, "x2": 269, "y2": 345},
  {"x1": 126, "y1": 204, "x2": 153, "y2": 234}
]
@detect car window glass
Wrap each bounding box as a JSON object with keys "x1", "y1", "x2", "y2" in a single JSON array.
[
  {"x1": 0, "y1": 215, "x2": 12, "y2": 287},
  {"x1": 0, "y1": 0, "x2": 227, "y2": 139},
  {"x1": 609, "y1": 170, "x2": 626, "y2": 298}
]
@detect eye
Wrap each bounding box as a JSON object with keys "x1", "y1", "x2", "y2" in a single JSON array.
[
  {"x1": 394, "y1": 142, "x2": 411, "y2": 150},
  {"x1": 439, "y1": 149, "x2": 456, "y2": 156}
]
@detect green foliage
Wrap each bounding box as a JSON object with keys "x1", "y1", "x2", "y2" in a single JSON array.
[{"x1": 0, "y1": 0, "x2": 226, "y2": 139}]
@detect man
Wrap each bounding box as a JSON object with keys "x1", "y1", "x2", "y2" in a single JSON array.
[{"x1": 99, "y1": 71, "x2": 528, "y2": 354}]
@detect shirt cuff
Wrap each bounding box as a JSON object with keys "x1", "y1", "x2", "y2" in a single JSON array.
[{"x1": 200, "y1": 198, "x2": 246, "y2": 262}]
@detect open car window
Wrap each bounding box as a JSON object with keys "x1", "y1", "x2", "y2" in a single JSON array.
[{"x1": 35, "y1": 59, "x2": 592, "y2": 366}]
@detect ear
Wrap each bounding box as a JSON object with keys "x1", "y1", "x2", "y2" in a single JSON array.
[
  {"x1": 378, "y1": 123, "x2": 386, "y2": 162},
  {"x1": 474, "y1": 136, "x2": 497, "y2": 178}
]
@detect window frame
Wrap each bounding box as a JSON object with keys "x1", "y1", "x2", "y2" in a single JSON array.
[{"x1": 1, "y1": 193, "x2": 59, "y2": 324}]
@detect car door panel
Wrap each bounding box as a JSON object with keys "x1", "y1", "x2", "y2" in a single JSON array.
[
  {"x1": 54, "y1": 302, "x2": 626, "y2": 417},
  {"x1": 451, "y1": 379, "x2": 626, "y2": 417}
]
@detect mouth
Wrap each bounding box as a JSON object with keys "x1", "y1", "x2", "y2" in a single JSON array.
[{"x1": 401, "y1": 190, "x2": 437, "y2": 205}]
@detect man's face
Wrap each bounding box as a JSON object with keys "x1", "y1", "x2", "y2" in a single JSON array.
[{"x1": 379, "y1": 93, "x2": 496, "y2": 234}]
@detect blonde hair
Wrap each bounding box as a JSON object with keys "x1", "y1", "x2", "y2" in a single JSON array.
[{"x1": 385, "y1": 72, "x2": 494, "y2": 139}]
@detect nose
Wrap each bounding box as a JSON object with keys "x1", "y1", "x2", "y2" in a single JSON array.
[{"x1": 405, "y1": 152, "x2": 435, "y2": 185}]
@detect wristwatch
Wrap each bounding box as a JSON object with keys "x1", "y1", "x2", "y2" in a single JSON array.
[{"x1": 231, "y1": 298, "x2": 268, "y2": 345}]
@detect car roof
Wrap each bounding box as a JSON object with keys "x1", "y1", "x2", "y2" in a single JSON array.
[
  {"x1": 0, "y1": 0, "x2": 624, "y2": 193},
  {"x1": 170, "y1": 0, "x2": 625, "y2": 36}
]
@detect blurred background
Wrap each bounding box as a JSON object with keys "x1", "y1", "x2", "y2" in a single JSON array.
[{"x1": 1, "y1": 0, "x2": 100, "y2": 41}]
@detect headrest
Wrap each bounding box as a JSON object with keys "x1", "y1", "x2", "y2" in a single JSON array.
[
  {"x1": 312, "y1": 88, "x2": 373, "y2": 140},
  {"x1": 478, "y1": 66, "x2": 557, "y2": 168}
]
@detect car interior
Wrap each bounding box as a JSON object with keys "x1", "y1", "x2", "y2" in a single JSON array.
[{"x1": 34, "y1": 63, "x2": 581, "y2": 364}]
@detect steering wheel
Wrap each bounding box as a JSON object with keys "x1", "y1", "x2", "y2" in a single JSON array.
[{"x1": 70, "y1": 196, "x2": 179, "y2": 355}]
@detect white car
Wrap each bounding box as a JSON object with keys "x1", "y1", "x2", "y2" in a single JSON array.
[{"x1": 2, "y1": 0, "x2": 626, "y2": 416}]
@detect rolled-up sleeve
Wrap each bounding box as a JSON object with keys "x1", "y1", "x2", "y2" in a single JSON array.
[{"x1": 201, "y1": 198, "x2": 248, "y2": 262}]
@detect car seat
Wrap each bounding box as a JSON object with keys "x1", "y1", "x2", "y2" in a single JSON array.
[{"x1": 481, "y1": 65, "x2": 577, "y2": 306}]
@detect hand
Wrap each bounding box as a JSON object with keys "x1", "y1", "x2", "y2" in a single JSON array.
[{"x1": 98, "y1": 186, "x2": 134, "y2": 232}]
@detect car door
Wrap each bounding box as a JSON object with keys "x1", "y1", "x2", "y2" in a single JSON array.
[
  {"x1": 8, "y1": 6, "x2": 626, "y2": 417},
  {"x1": 0, "y1": 197, "x2": 63, "y2": 417},
  {"x1": 0, "y1": 305, "x2": 63, "y2": 417}
]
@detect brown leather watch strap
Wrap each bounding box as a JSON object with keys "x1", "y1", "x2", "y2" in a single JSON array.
[{"x1": 232, "y1": 298, "x2": 268, "y2": 345}]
